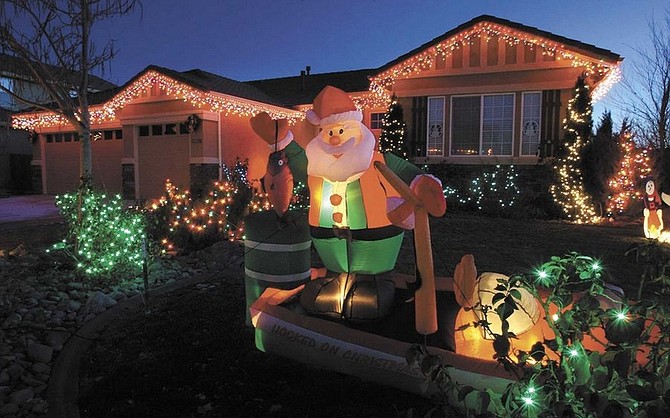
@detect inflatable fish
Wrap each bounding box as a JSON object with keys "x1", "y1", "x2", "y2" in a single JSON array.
[{"x1": 264, "y1": 149, "x2": 293, "y2": 217}]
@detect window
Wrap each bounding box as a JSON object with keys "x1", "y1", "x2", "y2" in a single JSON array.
[
  {"x1": 451, "y1": 96, "x2": 480, "y2": 155},
  {"x1": 140, "y1": 123, "x2": 186, "y2": 137},
  {"x1": 0, "y1": 77, "x2": 13, "y2": 109},
  {"x1": 115, "y1": 129, "x2": 123, "y2": 139},
  {"x1": 370, "y1": 112, "x2": 384, "y2": 130},
  {"x1": 104, "y1": 130, "x2": 114, "y2": 140},
  {"x1": 482, "y1": 94, "x2": 514, "y2": 155},
  {"x1": 46, "y1": 134, "x2": 53, "y2": 143},
  {"x1": 63, "y1": 133, "x2": 73, "y2": 142},
  {"x1": 427, "y1": 97, "x2": 445, "y2": 156},
  {"x1": 521, "y1": 92, "x2": 542, "y2": 156},
  {"x1": 451, "y1": 93, "x2": 514, "y2": 156}
]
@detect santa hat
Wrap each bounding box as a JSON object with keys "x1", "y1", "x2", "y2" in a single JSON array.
[
  {"x1": 249, "y1": 112, "x2": 290, "y2": 144},
  {"x1": 306, "y1": 85, "x2": 362, "y2": 126}
]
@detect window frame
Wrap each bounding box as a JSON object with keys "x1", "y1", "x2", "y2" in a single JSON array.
[
  {"x1": 449, "y1": 92, "x2": 515, "y2": 157},
  {"x1": 370, "y1": 112, "x2": 384, "y2": 130},
  {"x1": 520, "y1": 91, "x2": 542, "y2": 156},
  {"x1": 426, "y1": 96, "x2": 446, "y2": 157}
]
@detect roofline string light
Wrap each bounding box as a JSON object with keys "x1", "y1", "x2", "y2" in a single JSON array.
[
  {"x1": 12, "y1": 70, "x2": 305, "y2": 130},
  {"x1": 369, "y1": 21, "x2": 621, "y2": 102}
]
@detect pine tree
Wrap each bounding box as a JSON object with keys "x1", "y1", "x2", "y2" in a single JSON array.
[
  {"x1": 379, "y1": 96, "x2": 407, "y2": 158},
  {"x1": 606, "y1": 120, "x2": 652, "y2": 218},
  {"x1": 550, "y1": 75, "x2": 599, "y2": 223},
  {"x1": 582, "y1": 112, "x2": 621, "y2": 215}
]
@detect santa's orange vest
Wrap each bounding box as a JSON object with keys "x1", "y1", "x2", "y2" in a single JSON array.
[{"x1": 307, "y1": 152, "x2": 400, "y2": 229}]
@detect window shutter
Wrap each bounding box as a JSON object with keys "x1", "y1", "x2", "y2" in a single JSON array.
[
  {"x1": 540, "y1": 90, "x2": 561, "y2": 159},
  {"x1": 411, "y1": 97, "x2": 427, "y2": 157}
]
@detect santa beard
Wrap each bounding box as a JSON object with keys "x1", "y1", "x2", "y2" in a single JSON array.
[{"x1": 305, "y1": 124, "x2": 376, "y2": 183}]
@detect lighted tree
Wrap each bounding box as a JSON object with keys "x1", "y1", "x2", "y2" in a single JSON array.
[
  {"x1": 379, "y1": 96, "x2": 407, "y2": 159},
  {"x1": 606, "y1": 120, "x2": 652, "y2": 217},
  {"x1": 550, "y1": 75, "x2": 599, "y2": 223}
]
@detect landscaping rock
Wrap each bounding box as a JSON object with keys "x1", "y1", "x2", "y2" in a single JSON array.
[
  {"x1": 0, "y1": 403, "x2": 18, "y2": 416},
  {"x1": 45, "y1": 330, "x2": 70, "y2": 351},
  {"x1": 27, "y1": 344, "x2": 53, "y2": 363},
  {"x1": 9, "y1": 387, "x2": 33, "y2": 404},
  {"x1": 82, "y1": 291, "x2": 117, "y2": 315}
]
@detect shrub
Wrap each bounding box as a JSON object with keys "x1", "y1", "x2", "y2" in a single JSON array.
[
  {"x1": 407, "y1": 252, "x2": 670, "y2": 417},
  {"x1": 442, "y1": 165, "x2": 521, "y2": 217},
  {"x1": 52, "y1": 188, "x2": 146, "y2": 279}
]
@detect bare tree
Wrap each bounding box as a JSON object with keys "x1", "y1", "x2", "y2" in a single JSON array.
[
  {"x1": 0, "y1": 0, "x2": 139, "y2": 188},
  {"x1": 617, "y1": 9, "x2": 670, "y2": 151}
]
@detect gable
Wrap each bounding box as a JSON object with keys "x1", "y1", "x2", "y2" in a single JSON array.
[{"x1": 371, "y1": 15, "x2": 622, "y2": 101}]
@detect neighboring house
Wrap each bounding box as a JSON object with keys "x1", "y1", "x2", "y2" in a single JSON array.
[
  {"x1": 0, "y1": 108, "x2": 31, "y2": 194},
  {"x1": 0, "y1": 52, "x2": 116, "y2": 111},
  {"x1": 1, "y1": 52, "x2": 117, "y2": 194},
  {"x1": 13, "y1": 15, "x2": 622, "y2": 200}
]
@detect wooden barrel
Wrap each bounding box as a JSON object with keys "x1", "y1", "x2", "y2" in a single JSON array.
[{"x1": 244, "y1": 210, "x2": 311, "y2": 325}]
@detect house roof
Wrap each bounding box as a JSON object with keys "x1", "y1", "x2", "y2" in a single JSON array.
[
  {"x1": 102, "y1": 65, "x2": 286, "y2": 108},
  {"x1": 375, "y1": 14, "x2": 622, "y2": 75},
  {"x1": 0, "y1": 53, "x2": 117, "y2": 92},
  {"x1": 247, "y1": 68, "x2": 377, "y2": 107}
]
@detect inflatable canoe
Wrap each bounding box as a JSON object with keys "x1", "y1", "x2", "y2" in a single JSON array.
[{"x1": 249, "y1": 271, "x2": 519, "y2": 401}]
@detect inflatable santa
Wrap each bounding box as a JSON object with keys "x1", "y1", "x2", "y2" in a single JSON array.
[{"x1": 251, "y1": 86, "x2": 445, "y2": 321}]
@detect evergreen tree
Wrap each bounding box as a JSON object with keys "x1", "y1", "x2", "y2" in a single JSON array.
[
  {"x1": 582, "y1": 112, "x2": 621, "y2": 215},
  {"x1": 606, "y1": 120, "x2": 652, "y2": 217},
  {"x1": 550, "y1": 75, "x2": 599, "y2": 223},
  {"x1": 379, "y1": 96, "x2": 407, "y2": 158}
]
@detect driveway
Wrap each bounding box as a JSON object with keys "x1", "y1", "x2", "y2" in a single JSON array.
[{"x1": 0, "y1": 195, "x2": 62, "y2": 225}]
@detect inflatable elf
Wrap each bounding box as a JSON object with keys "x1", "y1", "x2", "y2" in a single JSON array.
[{"x1": 251, "y1": 86, "x2": 445, "y2": 321}]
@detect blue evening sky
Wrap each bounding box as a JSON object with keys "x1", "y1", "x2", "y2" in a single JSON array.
[{"x1": 94, "y1": 0, "x2": 668, "y2": 123}]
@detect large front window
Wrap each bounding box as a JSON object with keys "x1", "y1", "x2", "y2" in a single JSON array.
[
  {"x1": 450, "y1": 93, "x2": 514, "y2": 156},
  {"x1": 427, "y1": 97, "x2": 445, "y2": 156}
]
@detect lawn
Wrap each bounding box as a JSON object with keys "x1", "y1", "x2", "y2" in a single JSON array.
[{"x1": 72, "y1": 212, "x2": 651, "y2": 418}]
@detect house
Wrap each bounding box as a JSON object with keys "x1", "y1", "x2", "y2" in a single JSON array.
[
  {"x1": 12, "y1": 15, "x2": 622, "y2": 200},
  {"x1": 0, "y1": 52, "x2": 117, "y2": 193}
]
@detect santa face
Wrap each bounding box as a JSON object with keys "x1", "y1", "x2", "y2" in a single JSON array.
[{"x1": 305, "y1": 121, "x2": 375, "y2": 183}]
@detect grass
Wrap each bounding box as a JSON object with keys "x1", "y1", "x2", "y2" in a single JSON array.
[{"x1": 15, "y1": 211, "x2": 649, "y2": 417}]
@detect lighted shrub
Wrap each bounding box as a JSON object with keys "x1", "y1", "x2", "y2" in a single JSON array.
[
  {"x1": 53, "y1": 189, "x2": 146, "y2": 278},
  {"x1": 145, "y1": 160, "x2": 273, "y2": 253},
  {"x1": 442, "y1": 165, "x2": 521, "y2": 216}
]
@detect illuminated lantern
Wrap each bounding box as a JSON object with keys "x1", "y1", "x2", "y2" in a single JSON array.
[{"x1": 643, "y1": 178, "x2": 663, "y2": 239}]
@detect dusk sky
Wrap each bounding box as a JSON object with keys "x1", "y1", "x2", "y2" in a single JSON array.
[{"x1": 94, "y1": 0, "x2": 668, "y2": 122}]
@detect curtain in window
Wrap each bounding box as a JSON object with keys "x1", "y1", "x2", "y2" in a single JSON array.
[{"x1": 427, "y1": 97, "x2": 445, "y2": 156}]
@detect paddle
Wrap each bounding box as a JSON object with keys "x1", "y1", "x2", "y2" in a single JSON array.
[{"x1": 374, "y1": 161, "x2": 437, "y2": 335}]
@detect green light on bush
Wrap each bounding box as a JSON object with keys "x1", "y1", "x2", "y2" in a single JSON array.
[
  {"x1": 613, "y1": 307, "x2": 630, "y2": 322},
  {"x1": 54, "y1": 189, "x2": 146, "y2": 278}
]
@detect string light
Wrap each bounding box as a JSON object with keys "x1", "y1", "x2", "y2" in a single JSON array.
[
  {"x1": 606, "y1": 130, "x2": 652, "y2": 218},
  {"x1": 550, "y1": 79, "x2": 600, "y2": 224},
  {"x1": 148, "y1": 160, "x2": 273, "y2": 252},
  {"x1": 379, "y1": 97, "x2": 407, "y2": 158},
  {"x1": 443, "y1": 165, "x2": 520, "y2": 211},
  {"x1": 52, "y1": 191, "x2": 146, "y2": 277},
  {"x1": 12, "y1": 70, "x2": 305, "y2": 130},
  {"x1": 369, "y1": 20, "x2": 621, "y2": 102}
]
